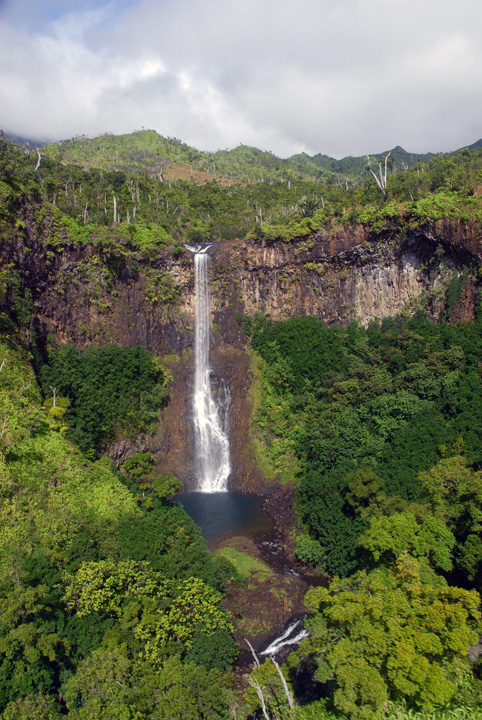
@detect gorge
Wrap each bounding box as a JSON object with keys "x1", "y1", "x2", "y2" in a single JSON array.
[
  {"x1": 2, "y1": 133, "x2": 482, "y2": 720},
  {"x1": 5, "y1": 213, "x2": 481, "y2": 491}
]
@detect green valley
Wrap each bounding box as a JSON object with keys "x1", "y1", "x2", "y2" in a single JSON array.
[{"x1": 0, "y1": 129, "x2": 482, "y2": 719}]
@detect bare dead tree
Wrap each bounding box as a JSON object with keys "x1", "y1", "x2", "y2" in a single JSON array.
[
  {"x1": 244, "y1": 640, "x2": 270, "y2": 716},
  {"x1": 20, "y1": 380, "x2": 32, "y2": 396},
  {"x1": 35, "y1": 147, "x2": 42, "y2": 171},
  {"x1": 20, "y1": 315, "x2": 35, "y2": 345},
  {"x1": 245, "y1": 639, "x2": 260, "y2": 667},
  {"x1": 270, "y1": 657, "x2": 294, "y2": 710},
  {"x1": 366, "y1": 151, "x2": 391, "y2": 198},
  {"x1": 0, "y1": 413, "x2": 7, "y2": 439},
  {"x1": 248, "y1": 677, "x2": 270, "y2": 720}
]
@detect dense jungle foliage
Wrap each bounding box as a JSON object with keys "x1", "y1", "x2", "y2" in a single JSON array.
[
  {"x1": 0, "y1": 339, "x2": 239, "y2": 719},
  {"x1": 39, "y1": 344, "x2": 168, "y2": 457},
  {"x1": 1, "y1": 324, "x2": 481, "y2": 719},
  {"x1": 249, "y1": 312, "x2": 482, "y2": 718},
  {"x1": 251, "y1": 313, "x2": 482, "y2": 578},
  {"x1": 2, "y1": 129, "x2": 482, "y2": 718}
]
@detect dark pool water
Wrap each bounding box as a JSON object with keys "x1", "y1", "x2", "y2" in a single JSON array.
[{"x1": 177, "y1": 492, "x2": 273, "y2": 545}]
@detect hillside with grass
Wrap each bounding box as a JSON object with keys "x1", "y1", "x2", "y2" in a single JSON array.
[{"x1": 40, "y1": 129, "x2": 441, "y2": 184}]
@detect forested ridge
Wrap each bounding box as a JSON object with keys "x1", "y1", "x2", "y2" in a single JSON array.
[
  {"x1": 1, "y1": 130, "x2": 482, "y2": 718},
  {"x1": 4, "y1": 129, "x2": 482, "y2": 251}
]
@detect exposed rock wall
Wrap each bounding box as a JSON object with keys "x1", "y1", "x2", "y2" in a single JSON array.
[
  {"x1": 3, "y1": 213, "x2": 481, "y2": 490},
  {"x1": 208, "y1": 224, "x2": 478, "y2": 335}
]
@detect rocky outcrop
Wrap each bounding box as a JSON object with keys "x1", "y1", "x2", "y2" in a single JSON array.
[{"x1": 3, "y1": 212, "x2": 481, "y2": 490}]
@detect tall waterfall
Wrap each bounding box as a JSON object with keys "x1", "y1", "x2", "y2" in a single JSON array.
[{"x1": 189, "y1": 245, "x2": 231, "y2": 492}]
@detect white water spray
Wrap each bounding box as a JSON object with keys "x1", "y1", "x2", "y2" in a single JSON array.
[{"x1": 187, "y1": 244, "x2": 231, "y2": 492}]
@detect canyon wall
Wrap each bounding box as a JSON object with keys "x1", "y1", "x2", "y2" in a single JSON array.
[{"x1": 4, "y1": 213, "x2": 482, "y2": 490}]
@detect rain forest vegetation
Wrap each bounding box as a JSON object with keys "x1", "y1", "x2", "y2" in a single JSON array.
[
  {"x1": 0, "y1": 339, "x2": 237, "y2": 718},
  {"x1": 38, "y1": 130, "x2": 437, "y2": 184},
  {"x1": 2, "y1": 130, "x2": 482, "y2": 718},
  {"x1": 247, "y1": 311, "x2": 482, "y2": 718},
  {"x1": 39, "y1": 344, "x2": 168, "y2": 457},
  {"x1": 250, "y1": 312, "x2": 482, "y2": 580},
  {"x1": 2, "y1": 131, "x2": 482, "y2": 252}
]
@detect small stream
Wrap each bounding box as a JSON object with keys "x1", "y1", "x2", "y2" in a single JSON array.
[{"x1": 260, "y1": 616, "x2": 310, "y2": 657}]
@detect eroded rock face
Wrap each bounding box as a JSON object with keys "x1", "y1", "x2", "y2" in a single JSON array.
[
  {"x1": 22, "y1": 220, "x2": 480, "y2": 355},
  {"x1": 208, "y1": 231, "x2": 464, "y2": 332},
  {"x1": 352, "y1": 254, "x2": 427, "y2": 326},
  {"x1": 5, "y1": 216, "x2": 481, "y2": 489}
]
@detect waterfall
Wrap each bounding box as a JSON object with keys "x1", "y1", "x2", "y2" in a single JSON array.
[
  {"x1": 260, "y1": 618, "x2": 310, "y2": 657},
  {"x1": 187, "y1": 244, "x2": 231, "y2": 492}
]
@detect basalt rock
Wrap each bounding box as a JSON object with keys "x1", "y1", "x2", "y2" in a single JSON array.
[{"x1": 2, "y1": 213, "x2": 481, "y2": 490}]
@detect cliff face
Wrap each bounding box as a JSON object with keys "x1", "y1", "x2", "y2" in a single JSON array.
[
  {"x1": 3, "y1": 213, "x2": 481, "y2": 491},
  {"x1": 209, "y1": 219, "x2": 481, "y2": 335}
]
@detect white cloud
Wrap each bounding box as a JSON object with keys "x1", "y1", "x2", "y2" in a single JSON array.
[
  {"x1": 1, "y1": 0, "x2": 482, "y2": 155},
  {"x1": 407, "y1": 33, "x2": 473, "y2": 77}
]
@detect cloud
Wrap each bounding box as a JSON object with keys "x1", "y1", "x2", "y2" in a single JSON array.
[{"x1": 1, "y1": 0, "x2": 481, "y2": 156}]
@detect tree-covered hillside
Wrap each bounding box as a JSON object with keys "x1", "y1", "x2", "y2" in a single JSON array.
[
  {"x1": 38, "y1": 129, "x2": 447, "y2": 184},
  {"x1": 4, "y1": 129, "x2": 482, "y2": 253},
  {"x1": 0, "y1": 337, "x2": 240, "y2": 718},
  {"x1": 2, "y1": 128, "x2": 482, "y2": 719},
  {"x1": 247, "y1": 312, "x2": 482, "y2": 719},
  {"x1": 40, "y1": 129, "x2": 438, "y2": 184},
  {"x1": 0, "y1": 129, "x2": 480, "y2": 280}
]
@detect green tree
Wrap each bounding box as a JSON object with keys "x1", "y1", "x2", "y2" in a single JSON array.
[
  {"x1": 63, "y1": 646, "x2": 234, "y2": 719},
  {"x1": 134, "y1": 577, "x2": 233, "y2": 665},
  {"x1": 1, "y1": 693, "x2": 62, "y2": 720},
  {"x1": 153, "y1": 472, "x2": 182, "y2": 500},
  {"x1": 300, "y1": 554, "x2": 480, "y2": 719},
  {"x1": 358, "y1": 510, "x2": 455, "y2": 572},
  {"x1": 345, "y1": 467, "x2": 387, "y2": 518},
  {"x1": 419, "y1": 456, "x2": 482, "y2": 580},
  {"x1": 63, "y1": 560, "x2": 170, "y2": 619},
  {"x1": 121, "y1": 452, "x2": 155, "y2": 483},
  {"x1": 61, "y1": 645, "x2": 136, "y2": 720}
]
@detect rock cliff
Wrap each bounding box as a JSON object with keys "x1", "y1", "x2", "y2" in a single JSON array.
[{"x1": 3, "y1": 213, "x2": 481, "y2": 490}]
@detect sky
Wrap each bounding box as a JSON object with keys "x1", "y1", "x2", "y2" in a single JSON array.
[{"x1": 0, "y1": 0, "x2": 481, "y2": 159}]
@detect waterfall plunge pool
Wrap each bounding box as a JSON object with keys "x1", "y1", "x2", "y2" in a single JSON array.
[
  {"x1": 178, "y1": 492, "x2": 273, "y2": 546},
  {"x1": 178, "y1": 492, "x2": 319, "y2": 664}
]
